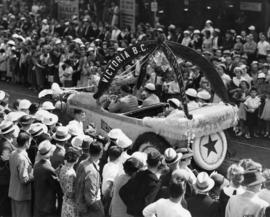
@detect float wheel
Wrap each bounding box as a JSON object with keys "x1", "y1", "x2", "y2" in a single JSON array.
[{"x1": 192, "y1": 131, "x2": 227, "y2": 171}]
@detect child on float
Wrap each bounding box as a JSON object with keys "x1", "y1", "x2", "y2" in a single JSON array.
[{"x1": 244, "y1": 87, "x2": 261, "y2": 139}]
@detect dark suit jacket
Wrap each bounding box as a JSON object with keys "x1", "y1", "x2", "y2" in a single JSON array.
[
  {"x1": 33, "y1": 159, "x2": 62, "y2": 216},
  {"x1": 51, "y1": 145, "x2": 65, "y2": 169},
  {"x1": 187, "y1": 194, "x2": 219, "y2": 217},
  {"x1": 119, "y1": 169, "x2": 160, "y2": 217}
]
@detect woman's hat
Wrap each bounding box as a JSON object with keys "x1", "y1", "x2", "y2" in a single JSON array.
[
  {"x1": 242, "y1": 170, "x2": 265, "y2": 187},
  {"x1": 185, "y1": 88, "x2": 197, "y2": 98},
  {"x1": 18, "y1": 99, "x2": 31, "y2": 111},
  {"x1": 172, "y1": 169, "x2": 190, "y2": 183},
  {"x1": 108, "y1": 128, "x2": 132, "y2": 148},
  {"x1": 38, "y1": 140, "x2": 56, "y2": 158},
  {"x1": 5, "y1": 111, "x2": 25, "y2": 122},
  {"x1": 194, "y1": 172, "x2": 215, "y2": 193},
  {"x1": 41, "y1": 101, "x2": 55, "y2": 110},
  {"x1": 167, "y1": 98, "x2": 181, "y2": 108},
  {"x1": 258, "y1": 73, "x2": 266, "y2": 79},
  {"x1": 144, "y1": 83, "x2": 156, "y2": 92},
  {"x1": 29, "y1": 123, "x2": 48, "y2": 137},
  {"x1": 19, "y1": 115, "x2": 33, "y2": 125},
  {"x1": 34, "y1": 109, "x2": 50, "y2": 122},
  {"x1": 53, "y1": 126, "x2": 71, "y2": 141},
  {"x1": 42, "y1": 113, "x2": 58, "y2": 126},
  {"x1": 68, "y1": 123, "x2": 84, "y2": 137},
  {"x1": 197, "y1": 90, "x2": 211, "y2": 100},
  {"x1": 0, "y1": 121, "x2": 15, "y2": 135},
  {"x1": 163, "y1": 148, "x2": 182, "y2": 166},
  {"x1": 0, "y1": 90, "x2": 6, "y2": 101}
]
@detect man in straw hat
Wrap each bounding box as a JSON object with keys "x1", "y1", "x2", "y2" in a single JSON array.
[
  {"x1": 187, "y1": 172, "x2": 219, "y2": 217},
  {"x1": 226, "y1": 170, "x2": 269, "y2": 217},
  {"x1": 33, "y1": 140, "x2": 62, "y2": 217},
  {"x1": 8, "y1": 132, "x2": 33, "y2": 217},
  {"x1": 51, "y1": 126, "x2": 71, "y2": 169},
  {"x1": 159, "y1": 148, "x2": 183, "y2": 190},
  {"x1": 0, "y1": 120, "x2": 17, "y2": 152}
]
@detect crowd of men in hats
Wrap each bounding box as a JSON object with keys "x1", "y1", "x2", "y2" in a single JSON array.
[{"x1": 0, "y1": 89, "x2": 270, "y2": 217}]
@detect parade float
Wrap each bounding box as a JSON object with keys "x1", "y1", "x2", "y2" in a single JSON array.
[{"x1": 66, "y1": 39, "x2": 238, "y2": 171}]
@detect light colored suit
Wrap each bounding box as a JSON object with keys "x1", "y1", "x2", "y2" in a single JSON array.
[{"x1": 8, "y1": 149, "x2": 33, "y2": 217}]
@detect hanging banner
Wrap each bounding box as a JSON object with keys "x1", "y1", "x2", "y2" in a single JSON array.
[
  {"x1": 57, "y1": 0, "x2": 79, "y2": 20},
  {"x1": 120, "y1": 0, "x2": 136, "y2": 32},
  {"x1": 94, "y1": 41, "x2": 157, "y2": 99}
]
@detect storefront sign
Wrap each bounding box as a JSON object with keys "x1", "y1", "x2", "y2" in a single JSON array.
[
  {"x1": 94, "y1": 41, "x2": 157, "y2": 99},
  {"x1": 57, "y1": 0, "x2": 79, "y2": 20},
  {"x1": 120, "y1": 0, "x2": 136, "y2": 32},
  {"x1": 240, "y1": 1, "x2": 262, "y2": 12}
]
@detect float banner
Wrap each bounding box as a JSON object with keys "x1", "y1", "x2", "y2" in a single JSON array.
[
  {"x1": 166, "y1": 41, "x2": 230, "y2": 103},
  {"x1": 94, "y1": 41, "x2": 157, "y2": 99},
  {"x1": 161, "y1": 43, "x2": 192, "y2": 119}
]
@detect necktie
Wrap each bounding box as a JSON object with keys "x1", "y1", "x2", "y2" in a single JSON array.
[{"x1": 232, "y1": 189, "x2": 237, "y2": 195}]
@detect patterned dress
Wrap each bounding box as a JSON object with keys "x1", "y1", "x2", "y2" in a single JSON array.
[{"x1": 59, "y1": 164, "x2": 78, "y2": 217}]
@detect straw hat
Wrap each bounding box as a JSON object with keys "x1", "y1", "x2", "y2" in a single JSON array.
[
  {"x1": 41, "y1": 101, "x2": 55, "y2": 110},
  {"x1": 193, "y1": 172, "x2": 215, "y2": 193},
  {"x1": 144, "y1": 83, "x2": 156, "y2": 92},
  {"x1": 29, "y1": 123, "x2": 48, "y2": 137},
  {"x1": 0, "y1": 121, "x2": 15, "y2": 135},
  {"x1": 163, "y1": 148, "x2": 182, "y2": 166},
  {"x1": 167, "y1": 98, "x2": 181, "y2": 108},
  {"x1": 42, "y1": 113, "x2": 58, "y2": 126},
  {"x1": 52, "y1": 126, "x2": 71, "y2": 142},
  {"x1": 185, "y1": 88, "x2": 197, "y2": 98},
  {"x1": 38, "y1": 140, "x2": 56, "y2": 159},
  {"x1": 0, "y1": 90, "x2": 5, "y2": 101},
  {"x1": 18, "y1": 99, "x2": 31, "y2": 111}
]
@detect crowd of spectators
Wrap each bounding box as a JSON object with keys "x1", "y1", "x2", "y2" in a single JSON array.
[
  {"x1": 0, "y1": 5, "x2": 270, "y2": 138},
  {"x1": 0, "y1": 3, "x2": 270, "y2": 217},
  {"x1": 0, "y1": 92, "x2": 270, "y2": 217}
]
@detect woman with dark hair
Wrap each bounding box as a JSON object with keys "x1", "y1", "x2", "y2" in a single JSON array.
[
  {"x1": 110, "y1": 157, "x2": 143, "y2": 217},
  {"x1": 58, "y1": 147, "x2": 79, "y2": 217}
]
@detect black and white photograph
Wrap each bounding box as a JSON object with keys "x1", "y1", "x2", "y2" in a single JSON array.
[{"x1": 0, "y1": 0, "x2": 270, "y2": 217}]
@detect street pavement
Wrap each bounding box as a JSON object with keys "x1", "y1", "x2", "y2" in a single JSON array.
[{"x1": 1, "y1": 81, "x2": 270, "y2": 169}]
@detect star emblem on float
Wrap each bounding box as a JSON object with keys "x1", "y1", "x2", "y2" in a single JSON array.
[{"x1": 203, "y1": 136, "x2": 218, "y2": 157}]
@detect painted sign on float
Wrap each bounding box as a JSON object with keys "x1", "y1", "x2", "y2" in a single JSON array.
[{"x1": 94, "y1": 41, "x2": 157, "y2": 99}]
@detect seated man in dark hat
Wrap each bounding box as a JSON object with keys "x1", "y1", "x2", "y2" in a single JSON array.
[{"x1": 108, "y1": 84, "x2": 138, "y2": 113}]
